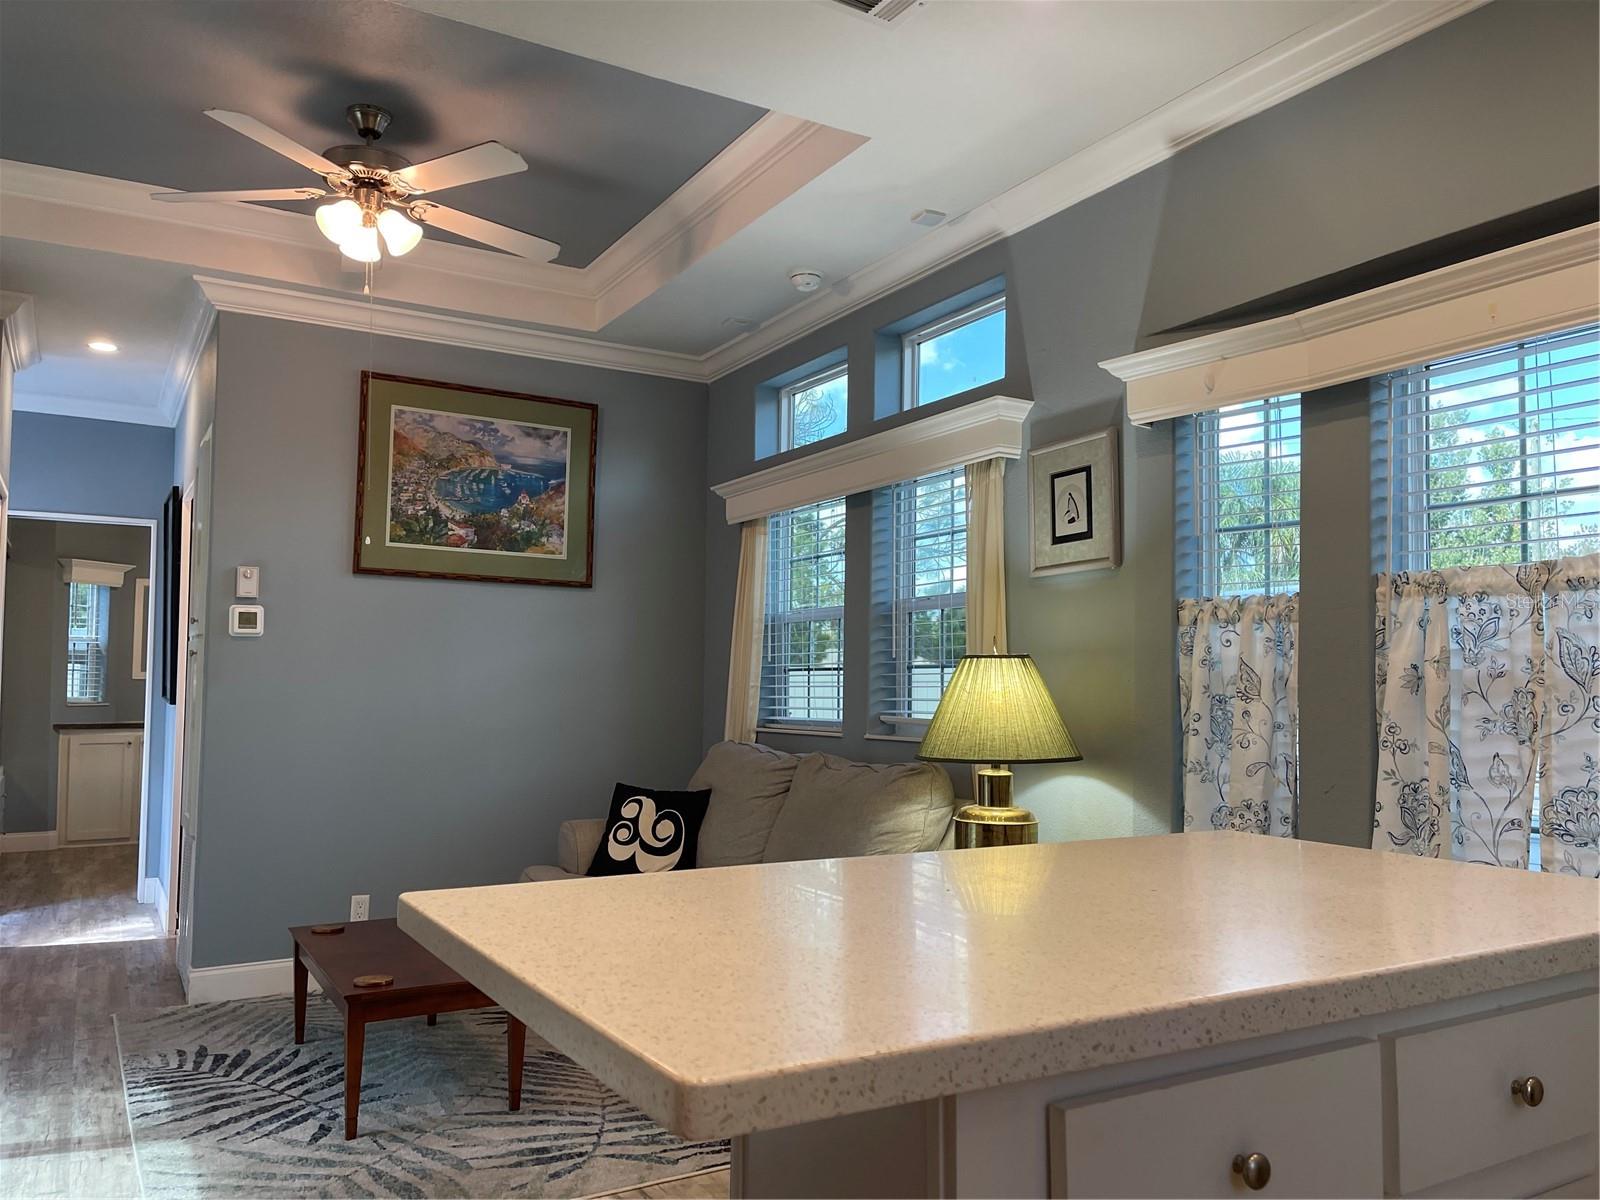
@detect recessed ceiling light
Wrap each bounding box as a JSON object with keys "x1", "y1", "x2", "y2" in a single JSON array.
[{"x1": 87, "y1": 339, "x2": 119, "y2": 354}]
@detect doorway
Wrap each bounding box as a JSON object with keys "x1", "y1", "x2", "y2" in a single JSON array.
[{"x1": 0, "y1": 512, "x2": 165, "y2": 947}]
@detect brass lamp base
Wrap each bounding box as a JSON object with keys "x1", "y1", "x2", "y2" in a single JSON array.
[{"x1": 953, "y1": 767, "x2": 1039, "y2": 849}]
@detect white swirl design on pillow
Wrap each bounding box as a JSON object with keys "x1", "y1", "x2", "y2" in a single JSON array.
[{"x1": 604, "y1": 794, "x2": 685, "y2": 872}]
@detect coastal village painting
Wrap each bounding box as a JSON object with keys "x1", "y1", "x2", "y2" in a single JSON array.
[
  {"x1": 387, "y1": 405, "x2": 570, "y2": 558},
  {"x1": 355, "y1": 373, "x2": 598, "y2": 587}
]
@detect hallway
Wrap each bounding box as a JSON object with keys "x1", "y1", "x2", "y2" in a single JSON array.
[{"x1": 0, "y1": 845, "x2": 163, "y2": 949}]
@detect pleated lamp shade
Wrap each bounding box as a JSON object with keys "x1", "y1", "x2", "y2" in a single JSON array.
[{"x1": 918, "y1": 654, "x2": 1081, "y2": 765}]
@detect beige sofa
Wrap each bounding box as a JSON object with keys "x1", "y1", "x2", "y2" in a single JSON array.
[{"x1": 521, "y1": 741, "x2": 956, "y2": 882}]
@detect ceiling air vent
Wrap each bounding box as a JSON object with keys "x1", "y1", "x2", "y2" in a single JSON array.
[{"x1": 832, "y1": 0, "x2": 924, "y2": 26}]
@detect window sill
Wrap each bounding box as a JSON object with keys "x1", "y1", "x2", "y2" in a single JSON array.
[
  {"x1": 863, "y1": 732, "x2": 924, "y2": 744},
  {"x1": 756, "y1": 725, "x2": 844, "y2": 739},
  {"x1": 64, "y1": 701, "x2": 110, "y2": 708}
]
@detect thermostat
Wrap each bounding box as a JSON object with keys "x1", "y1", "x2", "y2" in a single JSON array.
[{"x1": 228, "y1": 604, "x2": 264, "y2": 637}]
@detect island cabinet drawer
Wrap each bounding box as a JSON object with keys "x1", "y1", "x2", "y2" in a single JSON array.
[
  {"x1": 1391, "y1": 993, "x2": 1599, "y2": 1196},
  {"x1": 1048, "y1": 1041, "x2": 1382, "y2": 1198}
]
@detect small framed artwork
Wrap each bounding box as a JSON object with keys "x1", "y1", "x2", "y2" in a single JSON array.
[
  {"x1": 1029, "y1": 427, "x2": 1121, "y2": 575},
  {"x1": 354, "y1": 372, "x2": 598, "y2": 587}
]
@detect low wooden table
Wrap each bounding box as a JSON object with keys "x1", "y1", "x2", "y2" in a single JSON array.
[{"x1": 290, "y1": 917, "x2": 525, "y2": 1139}]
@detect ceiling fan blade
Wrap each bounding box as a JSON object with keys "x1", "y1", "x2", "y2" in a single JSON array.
[
  {"x1": 151, "y1": 187, "x2": 326, "y2": 204},
  {"x1": 204, "y1": 109, "x2": 347, "y2": 178},
  {"x1": 393, "y1": 142, "x2": 527, "y2": 195},
  {"x1": 412, "y1": 203, "x2": 559, "y2": 262}
]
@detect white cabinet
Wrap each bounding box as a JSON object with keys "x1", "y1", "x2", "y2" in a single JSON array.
[
  {"x1": 58, "y1": 728, "x2": 143, "y2": 843},
  {"x1": 1049, "y1": 1042, "x2": 1383, "y2": 1198}
]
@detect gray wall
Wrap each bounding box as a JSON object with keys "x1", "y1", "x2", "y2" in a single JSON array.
[
  {"x1": 7, "y1": 410, "x2": 177, "y2": 873},
  {"x1": 702, "y1": 0, "x2": 1600, "y2": 845},
  {"x1": 1, "y1": 518, "x2": 151, "y2": 833},
  {"x1": 187, "y1": 314, "x2": 709, "y2": 966}
]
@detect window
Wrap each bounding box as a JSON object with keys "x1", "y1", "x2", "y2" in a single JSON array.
[
  {"x1": 1182, "y1": 394, "x2": 1303, "y2": 596},
  {"x1": 780, "y1": 363, "x2": 848, "y2": 451},
  {"x1": 761, "y1": 498, "x2": 847, "y2": 727},
  {"x1": 902, "y1": 295, "x2": 1005, "y2": 409},
  {"x1": 66, "y1": 581, "x2": 110, "y2": 705},
  {"x1": 1383, "y1": 325, "x2": 1599, "y2": 570},
  {"x1": 876, "y1": 469, "x2": 967, "y2": 726}
]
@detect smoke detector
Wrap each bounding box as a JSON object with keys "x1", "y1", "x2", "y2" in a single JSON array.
[{"x1": 789, "y1": 269, "x2": 824, "y2": 293}]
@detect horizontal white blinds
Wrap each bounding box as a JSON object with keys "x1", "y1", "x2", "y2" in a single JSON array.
[
  {"x1": 875, "y1": 469, "x2": 967, "y2": 721},
  {"x1": 1187, "y1": 395, "x2": 1302, "y2": 596},
  {"x1": 761, "y1": 498, "x2": 847, "y2": 726},
  {"x1": 1384, "y1": 324, "x2": 1599, "y2": 570},
  {"x1": 66, "y1": 581, "x2": 110, "y2": 705}
]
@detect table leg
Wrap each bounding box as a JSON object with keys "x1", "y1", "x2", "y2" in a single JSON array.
[
  {"x1": 507, "y1": 1015, "x2": 525, "y2": 1112},
  {"x1": 293, "y1": 946, "x2": 307, "y2": 1045},
  {"x1": 427, "y1": 1013, "x2": 437, "y2": 1026},
  {"x1": 344, "y1": 1013, "x2": 365, "y2": 1140}
]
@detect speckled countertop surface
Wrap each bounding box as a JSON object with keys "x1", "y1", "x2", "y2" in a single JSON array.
[{"x1": 398, "y1": 832, "x2": 1598, "y2": 1140}]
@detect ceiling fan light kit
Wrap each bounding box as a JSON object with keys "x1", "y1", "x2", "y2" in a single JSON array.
[{"x1": 150, "y1": 103, "x2": 560, "y2": 264}]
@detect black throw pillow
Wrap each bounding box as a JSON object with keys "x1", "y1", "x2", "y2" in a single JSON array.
[{"x1": 585, "y1": 784, "x2": 711, "y2": 877}]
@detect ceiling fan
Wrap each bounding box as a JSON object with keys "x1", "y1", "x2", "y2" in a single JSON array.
[{"x1": 151, "y1": 104, "x2": 560, "y2": 264}]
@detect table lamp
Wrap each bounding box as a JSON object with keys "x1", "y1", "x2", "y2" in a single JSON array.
[{"x1": 918, "y1": 653, "x2": 1080, "y2": 848}]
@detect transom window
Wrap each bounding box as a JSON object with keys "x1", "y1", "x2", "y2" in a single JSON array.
[
  {"x1": 1184, "y1": 395, "x2": 1303, "y2": 596},
  {"x1": 779, "y1": 363, "x2": 849, "y2": 451},
  {"x1": 761, "y1": 498, "x2": 847, "y2": 728},
  {"x1": 1383, "y1": 324, "x2": 1599, "y2": 570},
  {"x1": 66, "y1": 581, "x2": 111, "y2": 705},
  {"x1": 876, "y1": 469, "x2": 967, "y2": 726},
  {"x1": 902, "y1": 295, "x2": 1006, "y2": 409}
]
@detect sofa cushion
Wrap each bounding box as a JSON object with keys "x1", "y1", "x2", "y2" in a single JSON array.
[
  {"x1": 762, "y1": 753, "x2": 955, "y2": 863},
  {"x1": 689, "y1": 741, "x2": 800, "y2": 867}
]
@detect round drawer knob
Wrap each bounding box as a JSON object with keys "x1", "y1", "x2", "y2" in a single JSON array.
[
  {"x1": 1511, "y1": 1076, "x2": 1545, "y2": 1107},
  {"x1": 1233, "y1": 1152, "x2": 1271, "y2": 1191}
]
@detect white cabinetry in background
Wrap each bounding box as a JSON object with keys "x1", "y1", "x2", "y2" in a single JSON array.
[{"x1": 58, "y1": 727, "x2": 143, "y2": 843}]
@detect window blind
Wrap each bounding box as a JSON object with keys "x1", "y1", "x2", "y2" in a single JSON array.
[
  {"x1": 873, "y1": 469, "x2": 967, "y2": 724},
  {"x1": 1182, "y1": 395, "x2": 1302, "y2": 596},
  {"x1": 66, "y1": 581, "x2": 110, "y2": 705},
  {"x1": 761, "y1": 498, "x2": 847, "y2": 727},
  {"x1": 1383, "y1": 324, "x2": 1599, "y2": 570}
]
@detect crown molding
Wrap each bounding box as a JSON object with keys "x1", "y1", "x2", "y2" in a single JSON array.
[
  {"x1": 13, "y1": 389, "x2": 176, "y2": 427},
  {"x1": 0, "y1": 291, "x2": 41, "y2": 371},
  {"x1": 1098, "y1": 223, "x2": 1600, "y2": 424},
  {"x1": 695, "y1": 0, "x2": 1486, "y2": 381},
  {"x1": 713, "y1": 395, "x2": 1032, "y2": 524},
  {"x1": 157, "y1": 284, "x2": 219, "y2": 426},
  {"x1": 193, "y1": 275, "x2": 710, "y2": 382}
]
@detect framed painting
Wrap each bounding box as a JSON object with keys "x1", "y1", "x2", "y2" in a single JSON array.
[
  {"x1": 354, "y1": 372, "x2": 597, "y2": 587},
  {"x1": 1029, "y1": 427, "x2": 1121, "y2": 575}
]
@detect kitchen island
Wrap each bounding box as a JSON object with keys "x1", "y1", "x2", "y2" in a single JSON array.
[{"x1": 399, "y1": 832, "x2": 1598, "y2": 1198}]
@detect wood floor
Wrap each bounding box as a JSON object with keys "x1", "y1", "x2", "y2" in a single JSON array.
[
  {"x1": 0, "y1": 846, "x2": 729, "y2": 1199},
  {"x1": 0, "y1": 845, "x2": 163, "y2": 948}
]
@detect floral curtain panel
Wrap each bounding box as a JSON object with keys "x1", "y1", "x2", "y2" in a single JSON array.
[
  {"x1": 1178, "y1": 594, "x2": 1299, "y2": 836},
  {"x1": 1373, "y1": 556, "x2": 1599, "y2": 877}
]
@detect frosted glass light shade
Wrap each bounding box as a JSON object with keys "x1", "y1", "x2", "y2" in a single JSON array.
[
  {"x1": 918, "y1": 654, "x2": 1081, "y2": 765},
  {"x1": 315, "y1": 198, "x2": 363, "y2": 244},
  {"x1": 377, "y1": 207, "x2": 422, "y2": 256},
  {"x1": 339, "y1": 223, "x2": 381, "y2": 263}
]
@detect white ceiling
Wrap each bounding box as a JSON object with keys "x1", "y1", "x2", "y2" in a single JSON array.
[
  {"x1": 0, "y1": 0, "x2": 1476, "y2": 422},
  {"x1": 1, "y1": 239, "x2": 199, "y2": 426}
]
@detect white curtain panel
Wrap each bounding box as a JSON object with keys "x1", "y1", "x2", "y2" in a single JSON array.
[
  {"x1": 723, "y1": 518, "x2": 769, "y2": 743},
  {"x1": 1178, "y1": 594, "x2": 1299, "y2": 836},
  {"x1": 965, "y1": 457, "x2": 1009, "y2": 656},
  {"x1": 1373, "y1": 555, "x2": 1599, "y2": 876}
]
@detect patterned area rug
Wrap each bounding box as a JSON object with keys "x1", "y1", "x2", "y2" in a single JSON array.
[{"x1": 114, "y1": 996, "x2": 728, "y2": 1198}]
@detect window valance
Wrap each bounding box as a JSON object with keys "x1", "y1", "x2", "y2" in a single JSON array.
[
  {"x1": 712, "y1": 395, "x2": 1032, "y2": 525},
  {"x1": 1101, "y1": 223, "x2": 1599, "y2": 426}
]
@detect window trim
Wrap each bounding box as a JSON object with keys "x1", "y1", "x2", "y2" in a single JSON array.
[
  {"x1": 901, "y1": 294, "x2": 1006, "y2": 411},
  {"x1": 778, "y1": 361, "x2": 849, "y2": 453}
]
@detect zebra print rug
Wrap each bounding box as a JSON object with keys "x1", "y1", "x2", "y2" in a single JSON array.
[{"x1": 114, "y1": 996, "x2": 728, "y2": 1198}]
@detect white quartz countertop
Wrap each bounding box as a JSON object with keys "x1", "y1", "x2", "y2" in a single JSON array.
[{"x1": 398, "y1": 832, "x2": 1598, "y2": 1140}]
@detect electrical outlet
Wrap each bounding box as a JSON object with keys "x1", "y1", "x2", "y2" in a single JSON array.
[{"x1": 350, "y1": 894, "x2": 370, "y2": 922}]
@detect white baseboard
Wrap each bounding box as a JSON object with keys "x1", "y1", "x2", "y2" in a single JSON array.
[
  {"x1": 153, "y1": 876, "x2": 170, "y2": 930},
  {"x1": 185, "y1": 956, "x2": 321, "y2": 1004},
  {"x1": 0, "y1": 829, "x2": 59, "y2": 852}
]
